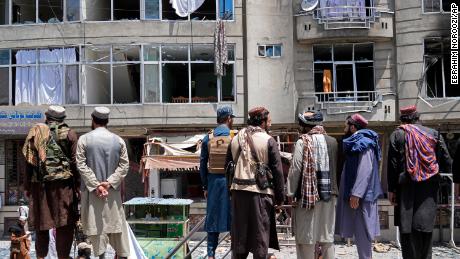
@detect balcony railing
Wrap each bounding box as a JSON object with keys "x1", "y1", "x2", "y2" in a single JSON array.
[
  {"x1": 305, "y1": 91, "x2": 383, "y2": 114},
  {"x1": 299, "y1": 6, "x2": 390, "y2": 30}
]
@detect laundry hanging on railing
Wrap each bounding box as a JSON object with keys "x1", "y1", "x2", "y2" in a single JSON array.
[
  {"x1": 214, "y1": 19, "x2": 228, "y2": 76},
  {"x1": 319, "y1": 0, "x2": 366, "y2": 18},
  {"x1": 169, "y1": 0, "x2": 205, "y2": 17}
]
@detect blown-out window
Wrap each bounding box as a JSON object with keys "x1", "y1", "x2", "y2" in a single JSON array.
[
  {"x1": 313, "y1": 43, "x2": 374, "y2": 102},
  {"x1": 424, "y1": 38, "x2": 457, "y2": 98},
  {"x1": 423, "y1": 0, "x2": 453, "y2": 13},
  {"x1": 0, "y1": 44, "x2": 236, "y2": 105}
]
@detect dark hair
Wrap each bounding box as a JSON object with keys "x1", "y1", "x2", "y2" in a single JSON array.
[
  {"x1": 247, "y1": 110, "x2": 270, "y2": 126},
  {"x1": 346, "y1": 116, "x2": 364, "y2": 130},
  {"x1": 217, "y1": 116, "x2": 230, "y2": 124},
  {"x1": 400, "y1": 112, "x2": 419, "y2": 124},
  {"x1": 46, "y1": 116, "x2": 64, "y2": 124},
  {"x1": 298, "y1": 119, "x2": 314, "y2": 130},
  {"x1": 91, "y1": 115, "x2": 109, "y2": 126}
]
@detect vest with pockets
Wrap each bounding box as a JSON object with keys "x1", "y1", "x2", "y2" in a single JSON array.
[
  {"x1": 208, "y1": 130, "x2": 237, "y2": 174},
  {"x1": 40, "y1": 123, "x2": 73, "y2": 182}
]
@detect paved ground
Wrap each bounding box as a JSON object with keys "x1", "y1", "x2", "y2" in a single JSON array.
[
  {"x1": 189, "y1": 241, "x2": 460, "y2": 259},
  {"x1": 1, "y1": 240, "x2": 459, "y2": 258}
]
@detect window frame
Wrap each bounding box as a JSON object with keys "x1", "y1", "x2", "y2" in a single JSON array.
[
  {"x1": 0, "y1": 0, "x2": 234, "y2": 25},
  {"x1": 3, "y1": 47, "x2": 81, "y2": 106},
  {"x1": 0, "y1": 43, "x2": 236, "y2": 106},
  {"x1": 423, "y1": 38, "x2": 457, "y2": 99},
  {"x1": 257, "y1": 44, "x2": 283, "y2": 58},
  {"x1": 156, "y1": 44, "x2": 236, "y2": 104},
  {"x1": 312, "y1": 42, "x2": 376, "y2": 100},
  {"x1": 422, "y1": 0, "x2": 451, "y2": 14},
  {"x1": 2, "y1": 0, "x2": 82, "y2": 25}
]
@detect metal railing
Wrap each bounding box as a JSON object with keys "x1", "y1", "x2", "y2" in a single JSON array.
[
  {"x1": 313, "y1": 90, "x2": 381, "y2": 103},
  {"x1": 166, "y1": 216, "x2": 206, "y2": 259},
  {"x1": 311, "y1": 6, "x2": 384, "y2": 29}
]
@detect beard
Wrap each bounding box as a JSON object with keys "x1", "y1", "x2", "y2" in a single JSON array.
[{"x1": 343, "y1": 129, "x2": 353, "y2": 139}]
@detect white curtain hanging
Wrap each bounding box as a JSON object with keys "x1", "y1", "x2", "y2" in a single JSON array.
[
  {"x1": 169, "y1": 0, "x2": 205, "y2": 17},
  {"x1": 15, "y1": 48, "x2": 77, "y2": 105},
  {"x1": 15, "y1": 50, "x2": 37, "y2": 105}
]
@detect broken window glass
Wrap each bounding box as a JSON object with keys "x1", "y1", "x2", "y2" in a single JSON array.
[
  {"x1": 0, "y1": 67, "x2": 9, "y2": 105},
  {"x1": 84, "y1": 46, "x2": 110, "y2": 63},
  {"x1": 356, "y1": 62, "x2": 374, "y2": 92},
  {"x1": 0, "y1": 0, "x2": 9, "y2": 24},
  {"x1": 258, "y1": 46, "x2": 266, "y2": 57},
  {"x1": 162, "y1": 63, "x2": 189, "y2": 103},
  {"x1": 228, "y1": 45, "x2": 235, "y2": 61},
  {"x1": 85, "y1": 0, "x2": 111, "y2": 21},
  {"x1": 221, "y1": 64, "x2": 234, "y2": 102},
  {"x1": 219, "y1": 0, "x2": 233, "y2": 20},
  {"x1": 145, "y1": 0, "x2": 160, "y2": 19},
  {"x1": 424, "y1": 38, "x2": 456, "y2": 98},
  {"x1": 354, "y1": 43, "x2": 373, "y2": 61},
  {"x1": 0, "y1": 49, "x2": 10, "y2": 65},
  {"x1": 442, "y1": 0, "x2": 453, "y2": 12},
  {"x1": 84, "y1": 63, "x2": 111, "y2": 104},
  {"x1": 191, "y1": 0, "x2": 216, "y2": 20},
  {"x1": 65, "y1": 65, "x2": 79, "y2": 104},
  {"x1": 12, "y1": 0, "x2": 36, "y2": 24},
  {"x1": 334, "y1": 44, "x2": 353, "y2": 61},
  {"x1": 144, "y1": 64, "x2": 160, "y2": 103},
  {"x1": 314, "y1": 45, "x2": 332, "y2": 61},
  {"x1": 424, "y1": 0, "x2": 441, "y2": 12},
  {"x1": 191, "y1": 45, "x2": 214, "y2": 61},
  {"x1": 39, "y1": 0, "x2": 63, "y2": 23},
  {"x1": 113, "y1": 63, "x2": 141, "y2": 103},
  {"x1": 66, "y1": 0, "x2": 80, "y2": 21},
  {"x1": 191, "y1": 64, "x2": 217, "y2": 103},
  {"x1": 113, "y1": 45, "x2": 140, "y2": 62},
  {"x1": 114, "y1": 0, "x2": 140, "y2": 20},
  {"x1": 144, "y1": 45, "x2": 160, "y2": 61},
  {"x1": 161, "y1": 45, "x2": 188, "y2": 61}
]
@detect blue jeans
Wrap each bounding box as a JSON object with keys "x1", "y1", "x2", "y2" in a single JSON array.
[{"x1": 207, "y1": 232, "x2": 219, "y2": 257}]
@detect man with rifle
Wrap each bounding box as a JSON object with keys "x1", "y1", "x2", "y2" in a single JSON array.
[{"x1": 23, "y1": 105, "x2": 80, "y2": 259}]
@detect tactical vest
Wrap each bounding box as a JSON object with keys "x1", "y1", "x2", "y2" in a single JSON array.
[
  {"x1": 208, "y1": 130, "x2": 237, "y2": 174},
  {"x1": 40, "y1": 123, "x2": 73, "y2": 182}
]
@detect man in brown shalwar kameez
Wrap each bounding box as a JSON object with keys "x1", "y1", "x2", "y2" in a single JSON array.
[
  {"x1": 227, "y1": 107, "x2": 285, "y2": 259},
  {"x1": 23, "y1": 105, "x2": 79, "y2": 259}
]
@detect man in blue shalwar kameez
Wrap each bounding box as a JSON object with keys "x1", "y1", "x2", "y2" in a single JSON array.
[
  {"x1": 335, "y1": 114, "x2": 383, "y2": 259},
  {"x1": 200, "y1": 106, "x2": 235, "y2": 259}
]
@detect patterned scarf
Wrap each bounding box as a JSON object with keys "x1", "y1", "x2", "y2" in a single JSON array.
[
  {"x1": 22, "y1": 123, "x2": 50, "y2": 166},
  {"x1": 237, "y1": 126, "x2": 265, "y2": 161},
  {"x1": 214, "y1": 19, "x2": 228, "y2": 76},
  {"x1": 399, "y1": 124, "x2": 439, "y2": 182},
  {"x1": 300, "y1": 125, "x2": 327, "y2": 209}
]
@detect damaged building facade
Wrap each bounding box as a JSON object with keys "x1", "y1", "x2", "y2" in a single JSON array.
[{"x1": 0, "y1": 0, "x2": 458, "y2": 242}]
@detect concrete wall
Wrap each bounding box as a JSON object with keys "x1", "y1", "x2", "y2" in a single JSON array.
[
  {"x1": 245, "y1": 0, "x2": 296, "y2": 124},
  {"x1": 395, "y1": 0, "x2": 457, "y2": 121}
]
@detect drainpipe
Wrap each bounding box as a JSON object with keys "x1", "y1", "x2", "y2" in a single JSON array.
[
  {"x1": 392, "y1": 4, "x2": 399, "y2": 124},
  {"x1": 242, "y1": 0, "x2": 248, "y2": 123}
]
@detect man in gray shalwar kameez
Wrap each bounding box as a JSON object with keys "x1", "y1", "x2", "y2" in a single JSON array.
[
  {"x1": 76, "y1": 107, "x2": 130, "y2": 259},
  {"x1": 335, "y1": 114, "x2": 383, "y2": 259},
  {"x1": 287, "y1": 111, "x2": 338, "y2": 259}
]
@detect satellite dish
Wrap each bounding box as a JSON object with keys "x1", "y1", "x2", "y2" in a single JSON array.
[{"x1": 301, "y1": 0, "x2": 319, "y2": 12}]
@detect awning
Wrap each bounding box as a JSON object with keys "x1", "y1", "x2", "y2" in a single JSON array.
[{"x1": 142, "y1": 155, "x2": 199, "y2": 171}]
